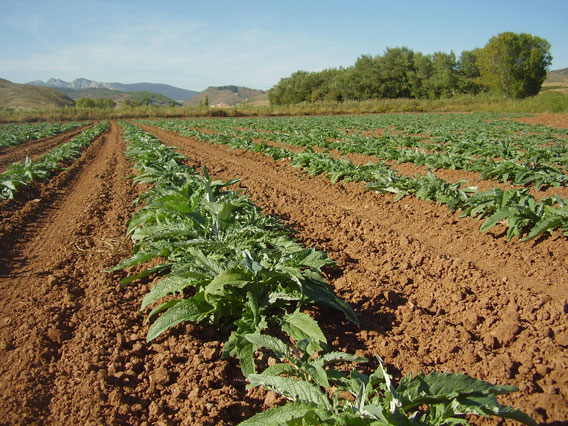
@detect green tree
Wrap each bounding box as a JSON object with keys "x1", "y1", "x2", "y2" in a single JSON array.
[
  {"x1": 429, "y1": 51, "x2": 459, "y2": 98},
  {"x1": 478, "y1": 32, "x2": 552, "y2": 98},
  {"x1": 350, "y1": 55, "x2": 382, "y2": 100},
  {"x1": 268, "y1": 71, "x2": 318, "y2": 104},
  {"x1": 75, "y1": 97, "x2": 115, "y2": 109},
  {"x1": 411, "y1": 52, "x2": 460, "y2": 99},
  {"x1": 457, "y1": 49, "x2": 484, "y2": 94},
  {"x1": 376, "y1": 47, "x2": 415, "y2": 98},
  {"x1": 410, "y1": 52, "x2": 433, "y2": 98},
  {"x1": 76, "y1": 97, "x2": 96, "y2": 108}
]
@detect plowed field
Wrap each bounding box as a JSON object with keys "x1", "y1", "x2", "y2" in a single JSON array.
[{"x1": 0, "y1": 116, "x2": 567, "y2": 425}]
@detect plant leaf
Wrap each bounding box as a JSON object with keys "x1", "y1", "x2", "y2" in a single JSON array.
[
  {"x1": 281, "y1": 311, "x2": 327, "y2": 353},
  {"x1": 146, "y1": 296, "x2": 213, "y2": 342},
  {"x1": 247, "y1": 374, "x2": 331, "y2": 409},
  {"x1": 238, "y1": 402, "x2": 316, "y2": 426}
]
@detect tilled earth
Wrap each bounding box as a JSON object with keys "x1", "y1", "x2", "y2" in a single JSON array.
[
  {"x1": 0, "y1": 116, "x2": 567, "y2": 425},
  {"x1": 0, "y1": 125, "x2": 91, "y2": 173}
]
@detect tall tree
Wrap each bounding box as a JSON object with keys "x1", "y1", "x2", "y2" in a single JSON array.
[
  {"x1": 477, "y1": 32, "x2": 552, "y2": 98},
  {"x1": 376, "y1": 47, "x2": 415, "y2": 98},
  {"x1": 457, "y1": 49, "x2": 483, "y2": 94},
  {"x1": 350, "y1": 55, "x2": 382, "y2": 100}
]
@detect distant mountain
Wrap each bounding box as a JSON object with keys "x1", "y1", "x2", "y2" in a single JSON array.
[
  {"x1": 55, "y1": 87, "x2": 127, "y2": 101},
  {"x1": 186, "y1": 85, "x2": 266, "y2": 107},
  {"x1": 0, "y1": 78, "x2": 75, "y2": 109},
  {"x1": 27, "y1": 78, "x2": 198, "y2": 101},
  {"x1": 55, "y1": 87, "x2": 177, "y2": 107},
  {"x1": 108, "y1": 82, "x2": 197, "y2": 102}
]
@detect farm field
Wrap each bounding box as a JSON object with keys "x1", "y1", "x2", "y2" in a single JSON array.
[
  {"x1": 0, "y1": 122, "x2": 91, "y2": 173},
  {"x1": 0, "y1": 113, "x2": 567, "y2": 425}
]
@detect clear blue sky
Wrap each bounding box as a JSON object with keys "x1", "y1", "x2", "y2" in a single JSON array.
[{"x1": 1, "y1": 0, "x2": 566, "y2": 91}]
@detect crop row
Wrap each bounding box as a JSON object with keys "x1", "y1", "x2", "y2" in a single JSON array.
[
  {"x1": 220, "y1": 113, "x2": 568, "y2": 164},
  {"x1": 0, "y1": 121, "x2": 108, "y2": 199},
  {"x1": 154, "y1": 115, "x2": 568, "y2": 189},
  {"x1": 140, "y1": 120, "x2": 568, "y2": 242},
  {"x1": 115, "y1": 122, "x2": 535, "y2": 425},
  {"x1": 0, "y1": 120, "x2": 91, "y2": 151}
]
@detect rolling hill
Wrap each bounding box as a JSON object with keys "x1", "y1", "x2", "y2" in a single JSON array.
[
  {"x1": 0, "y1": 78, "x2": 75, "y2": 109},
  {"x1": 545, "y1": 68, "x2": 568, "y2": 84},
  {"x1": 185, "y1": 85, "x2": 266, "y2": 107},
  {"x1": 542, "y1": 68, "x2": 568, "y2": 94}
]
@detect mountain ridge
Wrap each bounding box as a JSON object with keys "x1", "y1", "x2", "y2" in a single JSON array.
[{"x1": 28, "y1": 78, "x2": 198, "y2": 101}]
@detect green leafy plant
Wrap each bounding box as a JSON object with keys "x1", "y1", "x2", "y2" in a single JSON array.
[
  {"x1": 0, "y1": 121, "x2": 90, "y2": 151},
  {"x1": 0, "y1": 122, "x2": 108, "y2": 199},
  {"x1": 116, "y1": 122, "x2": 537, "y2": 426},
  {"x1": 113, "y1": 123, "x2": 358, "y2": 375},
  {"x1": 241, "y1": 333, "x2": 536, "y2": 426}
]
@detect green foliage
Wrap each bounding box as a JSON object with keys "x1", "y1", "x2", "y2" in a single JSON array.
[
  {"x1": 76, "y1": 97, "x2": 116, "y2": 109},
  {"x1": 268, "y1": 32, "x2": 553, "y2": 105},
  {"x1": 0, "y1": 120, "x2": 89, "y2": 151},
  {"x1": 0, "y1": 122, "x2": 108, "y2": 199},
  {"x1": 116, "y1": 119, "x2": 538, "y2": 426},
  {"x1": 241, "y1": 335, "x2": 536, "y2": 426},
  {"x1": 114, "y1": 123, "x2": 358, "y2": 374},
  {"x1": 478, "y1": 32, "x2": 552, "y2": 98},
  {"x1": 124, "y1": 91, "x2": 174, "y2": 107},
  {"x1": 143, "y1": 114, "x2": 568, "y2": 242}
]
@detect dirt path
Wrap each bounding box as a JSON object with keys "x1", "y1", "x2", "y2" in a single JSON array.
[
  {"x1": 140, "y1": 123, "x2": 568, "y2": 424},
  {"x1": 0, "y1": 121, "x2": 133, "y2": 424},
  {"x1": 0, "y1": 126, "x2": 90, "y2": 173},
  {"x1": 0, "y1": 121, "x2": 265, "y2": 426}
]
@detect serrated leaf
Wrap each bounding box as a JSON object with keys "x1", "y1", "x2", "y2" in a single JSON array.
[
  {"x1": 480, "y1": 207, "x2": 516, "y2": 232},
  {"x1": 247, "y1": 374, "x2": 330, "y2": 409},
  {"x1": 109, "y1": 246, "x2": 170, "y2": 271},
  {"x1": 295, "y1": 249, "x2": 334, "y2": 271},
  {"x1": 245, "y1": 334, "x2": 290, "y2": 360},
  {"x1": 524, "y1": 215, "x2": 564, "y2": 241},
  {"x1": 141, "y1": 274, "x2": 201, "y2": 310},
  {"x1": 450, "y1": 394, "x2": 537, "y2": 426},
  {"x1": 237, "y1": 339, "x2": 256, "y2": 377},
  {"x1": 146, "y1": 296, "x2": 213, "y2": 342},
  {"x1": 257, "y1": 363, "x2": 297, "y2": 378},
  {"x1": 303, "y1": 279, "x2": 359, "y2": 325},
  {"x1": 281, "y1": 311, "x2": 326, "y2": 352},
  {"x1": 238, "y1": 402, "x2": 316, "y2": 426},
  {"x1": 397, "y1": 370, "x2": 518, "y2": 409},
  {"x1": 305, "y1": 362, "x2": 330, "y2": 388},
  {"x1": 319, "y1": 351, "x2": 368, "y2": 365},
  {"x1": 119, "y1": 270, "x2": 151, "y2": 286},
  {"x1": 204, "y1": 267, "x2": 250, "y2": 300}
]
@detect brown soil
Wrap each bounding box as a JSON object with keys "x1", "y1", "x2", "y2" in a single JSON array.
[
  {"x1": 517, "y1": 113, "x2": 568, "y2": 130},
  {"x1": 0, "y1": 126, "x2": 90, "y2": 173},
  {"x1": 237, "y1": 130, "x2": 568, "y2": 201},
  {"x1": 140, "y1": 123, "x2": 568, "y2": 424},
  {"x1": 0, "y1": 118, "x2": 566, "y2": 425}
]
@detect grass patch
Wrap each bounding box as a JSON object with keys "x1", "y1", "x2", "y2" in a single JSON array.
[{"x1": 1, "y1": 92, "x2": 567, "y2": 123}]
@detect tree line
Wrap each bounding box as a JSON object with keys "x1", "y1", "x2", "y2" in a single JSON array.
[
  {"x1": 268, "y1": 32, "x2": 552, "y2": 104},
  {"x1": 75, "y1": 97, "x2": 116, "y2": 109}
]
